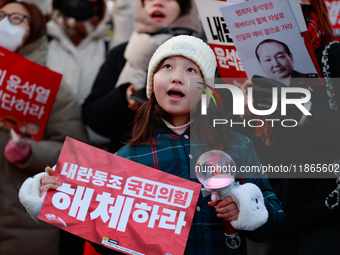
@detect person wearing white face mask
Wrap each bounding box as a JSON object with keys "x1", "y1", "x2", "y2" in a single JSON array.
[
  {"x1": 0, "y1": 0, "x2": 46, "y2": 63},
  {"x1": 0, "y1": 12, "x2": 30, "y2": 51},
  {"x1": 0, "y1": 1, "x2": 88, "y2": 255},
  {"x1": 0, "y1": 1, "x2": 39, "y2": 52}
]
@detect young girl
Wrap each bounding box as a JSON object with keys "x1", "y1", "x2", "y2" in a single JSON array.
[{"x1": 21, "y1": 35, "x2": 284, "y2": 255}]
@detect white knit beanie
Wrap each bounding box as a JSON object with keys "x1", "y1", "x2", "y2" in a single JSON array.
[{"x1": 146, "y1": 35, "x2": 217, "y2": 99}]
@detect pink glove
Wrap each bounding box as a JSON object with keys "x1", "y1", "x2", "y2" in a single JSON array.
[{"x1": 4, "y1": 138, "x2": 32, "y2": 164}]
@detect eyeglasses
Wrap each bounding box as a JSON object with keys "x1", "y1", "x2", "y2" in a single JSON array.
[{"x1": 0, "y1": 11, "x2": 30, "y2": 25}]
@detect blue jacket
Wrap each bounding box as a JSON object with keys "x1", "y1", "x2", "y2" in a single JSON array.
[{"x1": 116, "y1": 124, "x2": 285, "y2": 255}]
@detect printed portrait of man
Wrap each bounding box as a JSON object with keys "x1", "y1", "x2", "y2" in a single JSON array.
[{"x1": 255, "y1": 39, "x2": 318, "y2": 86}]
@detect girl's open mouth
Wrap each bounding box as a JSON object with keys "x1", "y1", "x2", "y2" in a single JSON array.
[
  {"x1": 167, "y1": 88, "x2": 184, "y2": 101},
  {"x1": 151, "y1": 11, "x2": 165, "y2": 22}
]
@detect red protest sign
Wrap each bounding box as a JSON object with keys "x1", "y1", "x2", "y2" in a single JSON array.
[
  {"x1": 195, "y1": 0, "x2": 247, "y2": 84},
  {"x1": 210, "y1": 43, "x2": 248, "y2": 80},
  {"x1": 39, "y1": 137, "x2": 201, "y2": 255},
  {"x1": 0, "y1": 46, "x2": 62, "y2": 141}
]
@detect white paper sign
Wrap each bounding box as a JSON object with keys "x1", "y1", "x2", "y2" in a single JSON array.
[{"x1": 220, "y1": 0, "x2": 318, "y2": 80}]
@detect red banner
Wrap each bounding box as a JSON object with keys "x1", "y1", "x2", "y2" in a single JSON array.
[
  {"x1": 210, "y1": 43, "x2": 248, "y2": 82},
  {"x1": 195, "y1": 0, "x2": 248, "y2": 84},
  {"x1": 39, "y1": 137, "x2": 201, "y2": 255},
  {"x1": 0, "y1": 46, "x2": 62, "y2": 141}
]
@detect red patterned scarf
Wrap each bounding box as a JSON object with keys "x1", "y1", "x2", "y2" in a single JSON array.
[{"x1": 306, "y1": 11, "x2": 323, "y2": 49}]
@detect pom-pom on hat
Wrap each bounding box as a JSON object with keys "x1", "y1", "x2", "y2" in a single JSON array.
[{"x1": 146, "y1": 35, "x2": 217, "y2": 99}]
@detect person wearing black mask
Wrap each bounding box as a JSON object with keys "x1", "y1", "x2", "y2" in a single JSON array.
[{"x1": 46, "y1": 0, "x2": 111, "y2": 149}]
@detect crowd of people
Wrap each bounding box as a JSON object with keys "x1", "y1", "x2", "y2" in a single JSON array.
[{"x1": 0, "y1": 0, "x2": 339, "y2": 254}]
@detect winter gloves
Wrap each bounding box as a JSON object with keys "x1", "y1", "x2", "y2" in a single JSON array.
[
  {"x1": 19, "y1": 172, "x2": 48, "y2": 222},
  {"x1": 229, "y1": 183, "x2": 268, "y2": 231},
  {"x1": 4, "y1": 129, "x2": 32, "y2": 164}
]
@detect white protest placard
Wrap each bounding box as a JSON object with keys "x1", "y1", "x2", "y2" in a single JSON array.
[
  {"x1": 195, "y1": 0, "x2": 247, "y2": 80},
  {"x1": 219, "y1": 0, "x2": 320, "y2": 84}
]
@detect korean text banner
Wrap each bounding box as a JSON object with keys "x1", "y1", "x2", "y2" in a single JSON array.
[
  {"x1": 39, "y1": 137, "x2": 201, "y2": 255},
  {"x1": 195, "y1": 0, "x2": 247, "y2": 82},
  {"x1": 0, "y1": 46, "x2": 62, "y2": 141}
]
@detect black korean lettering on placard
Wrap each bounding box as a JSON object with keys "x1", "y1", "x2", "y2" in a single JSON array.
[
  {"x1": 207, "y1": 16, "x2": 233, "y2": 43},
  {"x1": 221, "y1": 17, "x2": 233, "y2": 43}
]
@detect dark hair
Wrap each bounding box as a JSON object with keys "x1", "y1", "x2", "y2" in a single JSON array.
[
  {"x1": 141, "y1": 0, "x2": 192, "y2": 16},
  {"x1": 52, "y1": 0, "x2": 106, "y2": 20},
  {"x1": 255, "y1": 39, "x2": 292, "y2": 62},
  {"x1": 0, "y1": 0, "x2": 46, "y2": 45},
  {"x1": 129, "y1": 94, "x2": 169, "y2": 145},
  {"x1": 129, "y1": 94, "x2": 230, "y2": 150},
  {"x1": 302, "y1": 0, "x2": 334, "y2": 46}
]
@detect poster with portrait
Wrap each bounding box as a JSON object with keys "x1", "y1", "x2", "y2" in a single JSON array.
[
  {"x1": 0, "y1": 46, "x2": 62, "y2": 141},
  {"x1": 39, "y1": 137, "x2": 201, "y2": 255},
  {"x1": 220, "y1": 0, "x2": 321, "y2": 87}
]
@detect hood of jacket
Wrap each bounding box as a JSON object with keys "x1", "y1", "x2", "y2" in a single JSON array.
[
  {"x1": 17, "y1": 36, "x2": 49, "y2": 66},
  {"x1": 47, "y1": 11, "x2": 110, "y2": 47},
  {"x1": 134, "y1": 0, "x2": 201, "y2": 35}
]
